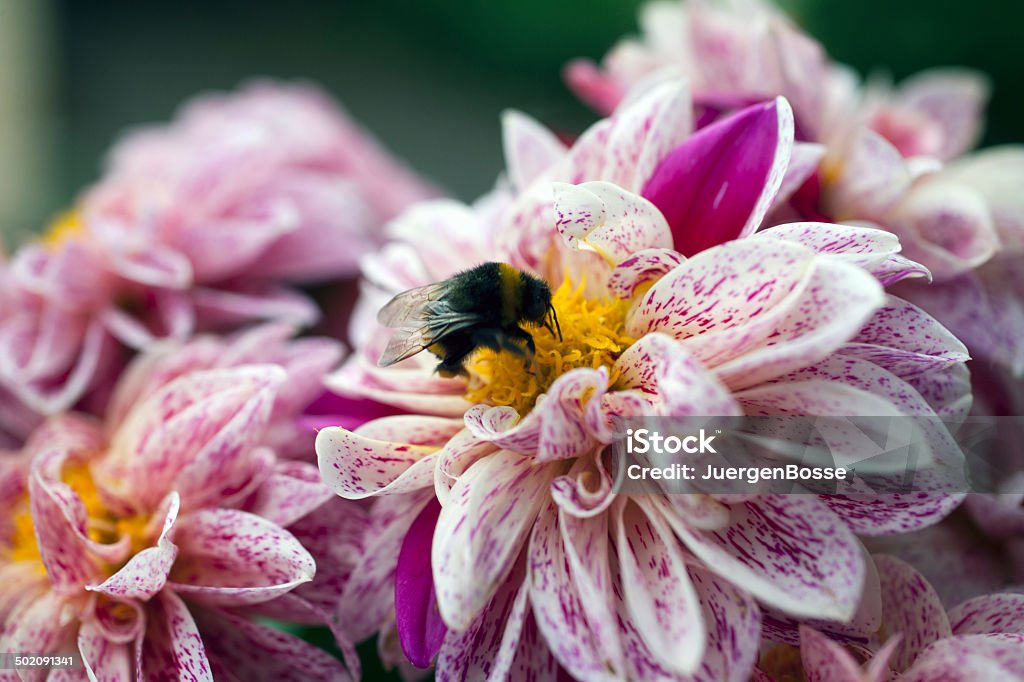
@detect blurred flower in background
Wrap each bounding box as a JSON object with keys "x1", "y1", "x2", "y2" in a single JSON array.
[{"x1": 0, "y1": 81, "x2": 437, "y2": 445}]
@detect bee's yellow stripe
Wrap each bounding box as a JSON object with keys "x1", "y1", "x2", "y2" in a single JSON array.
[{"x1": 498, "y1": 263, "x2": 521, "y2": 325}]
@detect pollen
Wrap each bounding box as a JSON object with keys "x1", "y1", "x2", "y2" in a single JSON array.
[
  {"x1": 39, "y1": 210, "x2": 85, "y2": 249},
  {"x1": 464, "y1": 277, "x2": 635, "y2": 414}
]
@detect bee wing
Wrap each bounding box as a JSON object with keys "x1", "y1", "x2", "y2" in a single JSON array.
[
  {"x1": 376, "y1": 283, "x2": 485, "y2": 367},
  {"x1": 377, "y1": 282, "x2": 449, "y2": 328}
]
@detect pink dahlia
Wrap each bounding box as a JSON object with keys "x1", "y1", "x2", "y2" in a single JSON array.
[
  {"x1": 757, "y1": 555, "x2": 1024, "y2": 681},
  {"x1": 566, "y1": 0, "x2": 1024, "y2": 378},
  {"x1": 316, "y1": 84, "x2": 970, "y2": 679},
  {"x1": 0, "y1": 81, "x2": 438, "y2": 443},
  {"x1": 0, "y1": 326, "x2": 361, "y2": 680}
]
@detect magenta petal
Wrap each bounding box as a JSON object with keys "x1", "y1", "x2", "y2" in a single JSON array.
[
  {"x1": 395, "y1": 497, "x2": 446, "y2": 668},
  {"x1": 642, "y1": 97, "x2": 793, "y2": 256}
]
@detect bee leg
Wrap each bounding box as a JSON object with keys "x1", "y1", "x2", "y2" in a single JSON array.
[
  {"x1": 505, "y1": 326, "x2": 536, "y2": 357},
  {"x1": 436, "y1": 361, "x2": 469, "y2": 378}
]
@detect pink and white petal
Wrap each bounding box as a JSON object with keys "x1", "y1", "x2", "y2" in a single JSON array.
[
  {"x1": 686, "y1": 565, "x2": 762, "y2": 682},
  {"x1": 432, "y1": 452, "x2": 557, "y2": 630},
  {"x1": 901, "y1": 634, "x2": 1024, "y2": 682},
  {"x1": 752, "y1": 222, "x2": 930, "y2": 285},
  {"x1": 898, "y1": 68, "x2": 990, "y2": 161},
  {"x1": 564, "y1": 58, "x2": 624, "y2": 116},
  {"x1": 612, "y1": 498, "x2": 705, "y2": 675},
  {"x1": 528, "y1": 504, "x2": 622, "y2": 681},
  {"x1": 243, "y1": 460, "x2": 333, "y2": 527},
  {"x1": 192, "y1": 606, "x2": 353, "y2": 682},
  {"x1": 554, "y1": 182, "x2": 672, "y2": 265},
  {"x1": 666, "y1": 495, "x2": 865, "y2": 621},
  {"x1": 0, "y1": 589, "x2": 78, "y2": 661},
  {"x1": 89, "y1": 493, "x2": 180, "y2": 600},
  {"x1": 28, "y1": 451, "x2": 114, "y2": 590},
  {"x1": 502, "y1": 110, "x2": 567, "y2": 191},
  {"x1": 100, "y1": 365, "x2": 284, "y2": 512},
  {"x1": 435, "y1": 552, "x2": 534, "y2": 682},
  {"x1": 627, "y1": 238, "x2": 815, "y2": 355},
  {"x1": 167, "y1": 508, "x2": 314, "y2": 607},
  {"x1": 557, "y1": 508, "x2": 625, "y2": 673},
  {"x1": 108, "y1": 246, "x2": 193, "y2": 290},
  {"x1": 713, "y1": 257, "x2": 884, "y2": 390},
  {"x1": 79, "y1": 620, "x2": 134, "y2": 682},
  {"x1": 642, "y1": 97, "x2": 794, "y2": 256},
  {"x1": 190, "y1": 283, "x2": 319, "y2": 329},
  {"x1": 601, "y1": 79, "x2": 693, "y2": 193},
  {"x1": 139, "y1": 591, "x2": 212, "y2": 682},
  {"x1": 901, "y1": 263, "x2": 1024, "y2": 375},
  {"x1": 759, "y1": 544, "x2": 882, "y2": 647},
  {"x1": 892, "y1": 178, "x2": 999, "y2": 279},
  {"x1": 874, "y1": 554, "x2": 951, "y2": 671},
  {"x1": 615, "y1": 333, "x2": 741, "y2": 417},
  {"x1": 943, "y1": 146, "x2": 1024, "y2": 252},
  {"x1": 842, "y1": 294, "x2": 969, "y2": 377},
  {"x1": 315, "y1": 426, "x2": 437, "y2": 499},
  {"x1": 948, "y1": 593, "x2": 1024, "y2": 635},
  {"x1": 607, "y1": 248, "x2": 686, "y2": 298},
  {"x1": 827, "y1": 129, "x2": 911, "y2": 216},
  {"x1": 353, "y1": 414, "x2": 463, "y2": 446},
  {"x1": 536, "y1": 368, "x2": 609, "y2": 461},
  {"x1": 324, "y1": 358, "x2": 471, "y2": 418},
  {"x1": 773, "y1": 143, "x2": 826, "y2": 209},
  {"x1": 798, "y1": 626, "x2": 867, "y2": 682},
  {"x1": 550, "y1": 453, "x2": 617, "y2": 519}
]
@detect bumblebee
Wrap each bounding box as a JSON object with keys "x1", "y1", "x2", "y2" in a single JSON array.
[{"x1": 377, "y1": 262, "x2": 561, "y2": 377}]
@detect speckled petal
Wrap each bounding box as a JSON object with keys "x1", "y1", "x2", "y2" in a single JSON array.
[
  {"x1": 554, "y1": 182, "x2": 672, "y2": 265},
  {"x1": 898, "y1": 68, "x2": 989, "y2": 160},
  {"x1": 601, "y1": 79, "x2": 692, "y2": 192},
  {"x1": 337, "y1": 490, "x2": 432, "y2": 643},
  {"x1": 612, "y1": 498, "x2": 705, "y2": 675},
  {"x1": 900, "y1": 634, "x2": 1024, "y2": 682},
  {"x1": 139, "y1": 591, "x2": 212, "y2": 682},
  {"x1": 243, "y1": 460, "x2": 334, "y2": 527},
  {"x1": 753, "y1": 222, "x2": 930, "y2": 285},
  {"x1": 628, "y1": 238, "x2": 815, "y2": 353},
  {"x1": 433, "y1": 451, "x2": 557, "y2": 630},
  {"x1": 607, "y1": 248, "x2": 686, "y2": 298},
  {"x1": 943, "y1": 146, "x2": 1024, "y2": 252},
  {"x1": 502, "y1": 110, "x2": 567, "y2": 191},
  {"x1": 89, "y1": 493, "x2": 180, "y2": 600},
  {"x1": 615, "y1": 333, "x2": 741, "y2": 417},
  {"x1": 799, "y1": 626, "x2": 873, "y2": 682},
  {"x1": 28, "y1": 450, "x2": 116, "y2": 590},
  {"x1": 948, "y1": 593, "x2": 1024, "y2": 636},
  {"x1": 642, "y1": 97, "x2": 794, "y2": 256},
  {"x1": 892, "y1": 177, "x2": 999, "y2": 280},
  {"x1": 874, "y1": 554, "x2": 951, "y2": 671},
  {"x1": 666, "y1": 495, "x2": 864, "y2": 621},
  {"x1": 167, "y1": 508, "x2": 315, "y2": 607},
  {"x1": 99, "y1": 365, "x2": 285, "y2": 512},
  {"x1": 315, "y1": 425, "x2": 437, "y2": 499},
  {"x1": 79, "y1": 621, "x2": 133, "y2": 682},
  {"x1": 435, "y1": 553, "x2": 534, "y2": 682},
  {"x1": 193, "y1": 606, "x2": 353, "y2": 682},
  {"x1": 712, "y1": 257, "x2": 884, "y2": 390},
  {"x1": 529, "y1": 503, "x2": 621, "y2": 681}
]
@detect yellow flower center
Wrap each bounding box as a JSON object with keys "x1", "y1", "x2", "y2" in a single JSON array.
[
  {"x1": 39, "y1": 210, "x2": 85, "y2": 250},
  {"x1": 4, "y1": 461, "x2": 153, "y2": 574},
  {"x1": 464, "y1": 277, "x2": 635, "y2": 414}
]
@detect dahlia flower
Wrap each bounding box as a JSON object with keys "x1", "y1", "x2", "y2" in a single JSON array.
[
  {"x1": 0, "y1": 325, "x2": 360, "y2": 680},
  {"x1": 0, "y1": 81, "x2": 438, "y2": 442},
  {"x1": 316, "y1": 82, "x2": 970, "y2": 679},
  {"x1": 757, "y1": 555, "x2": 1024, "y2": 681},
  {"x1": 566, "y1": 0, "x2": 1024, "y2": 377}
]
